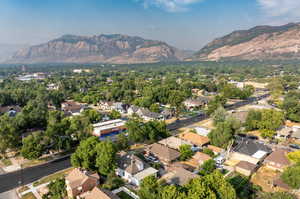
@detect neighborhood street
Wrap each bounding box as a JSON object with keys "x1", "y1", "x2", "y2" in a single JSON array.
[{"x1": 0, "y1": 93, "x2": 269, "y2": 194}]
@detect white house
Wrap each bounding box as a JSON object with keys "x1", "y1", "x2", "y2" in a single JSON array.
[{"x1": 116, "y1": 152, "x2": 158, "y2": 186}]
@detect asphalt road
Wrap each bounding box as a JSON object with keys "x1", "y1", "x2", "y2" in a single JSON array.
[
  {"x1": 0, "y1": 93, "x2": 269, "y2": 193},
  {"x1": 0, "y1": 156, "x2": 71, "y2": 193}
]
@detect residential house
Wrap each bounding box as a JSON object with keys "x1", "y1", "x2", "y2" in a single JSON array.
[
  {"x1": 185, "y1": 152, "x2": 211, "y2": 168},
  {"x1": 145, "y1": 143, "x2": 180, "y2": 164},
  {"x1": 264, "y1": 149, "x2": 291, "y2": 172},
  {"x1": 291, "y1": 126, "x2": 300, "y2": 140},
  {"x1": 0, "y1": 105, "x2": 21, "y2": 117},
  {"x1": 112, "y1": 102, "x2": 129, "y2": 114},
  {"x1": 179, "y1": 132, "x2": 210, "y2": 147},
  {"x1": 158, "y1": 136, "x2": 191, "y2": 150},
  {"x1": 93, "y1": 119, "x2": 127, "y2": 139},
  {"x1": 275, "y1": 126, "x2": 292, "y2": 139},
  {"x1": 116, "y1": 152, "x2": 158, "y2": 186},
  {"x1": 127, "y1": 106, "x2": 163, "y2": 121},
  {"x1": 47, "y1": 83, "x2": 59, "y2": 91},
  {"x1": 194, "y1": 126, "x2": 211, "y2": 137},
  {"x1": 85, "y1": 187, "x2": 120, "y2": 199},
  {"x1": 65, "y1": 168, "x2": 100, "y2": 198},
  {"x1": 230, "y1": 139, "x2": 271, "y2": 164},
  {"x1": 207, "y1": 145, "x2": 224, "y2": 155},
  {"x1": 161, "y1": 167, "x2": 198, "y2": 186},
  {"x1": 99, "y1": 101, "x2": 114, "y2": 111},
  {"x1": 235, "y1": 161, "x2": 257, "y2": 177},
  {"x1": 183, "y1": 97, "x2": 209, "y2": 110},
  {"x1": 61, "y1": 101, "x2": 86, "y2": 116}
]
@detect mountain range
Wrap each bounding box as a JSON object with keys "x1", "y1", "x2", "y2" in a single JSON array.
[
  {"x1": 8, "y1": 34, "x2": 186, "y2": 64},
  {"x1": 6, "y1": 22, "x2": 300, "y2": 64},
  {"x1": 189, "y1": 23, "x2": 300, "y2": 61}
]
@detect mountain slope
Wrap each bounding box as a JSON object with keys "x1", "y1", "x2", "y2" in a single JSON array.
[
  {"x1": 9, "y1": 34, "x2": 181, "y2": 64},
  {"x1": 190, "y1": 23, "x2": 300, "y2": 61},
  {"x1": 0, "y1": 44, "x2": 28, "y2": 62}
]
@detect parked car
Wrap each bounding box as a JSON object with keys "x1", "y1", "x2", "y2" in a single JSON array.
[{"x1": 290, "y1": 144, "x2": 300, "y2": 150}]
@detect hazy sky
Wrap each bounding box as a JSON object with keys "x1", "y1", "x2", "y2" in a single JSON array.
[{"x1": 1, "y1": 0, "x2": 300, "y2": 50}]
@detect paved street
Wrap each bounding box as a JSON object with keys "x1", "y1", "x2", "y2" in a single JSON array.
[
  {"x1": 0, "y1": 156, "x2": 71, "y2": 193},
  {"x1": 0, "y1": 93, "x2": 269, "y2": 194}
]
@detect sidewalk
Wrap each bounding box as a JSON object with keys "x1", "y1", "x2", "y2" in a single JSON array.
[{"x1": 19, "y1": 183, "x2": 50, "y2": 199}]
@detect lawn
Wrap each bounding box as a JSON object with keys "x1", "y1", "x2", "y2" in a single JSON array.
[
  {"x1": 21, "y1": 192, "x2": 37, "y2": 199},
  {"x1": 18, "y1": 186, "x2": 30, "y2": 193},
  {"x1": 117, "y1": 191, "x2": 134, "y2": 199},
  {"x1": 33, "y1": 167, "x2": 73, "y2": 187}
]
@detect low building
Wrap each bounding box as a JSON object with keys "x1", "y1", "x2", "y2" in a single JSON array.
[
  {"x1": 161, "y1": 167, "x2": 198, "y2": 186},
  {"x1": 235, "y1": 161, "x2": 257, "y2": 177},
  {"x1": 0, "y1": 105, "x2": 21, "y2": 117},
  {"x1": 93, "y1": 119, "x2": 126, "y2": 139},
  {"x1": 65, "y1": 168, "x2": 100, "y2": 198},
  {"x1": 185, "y1": 152, "x2": 211, "y2": 168},
  {"x1": 61, "y1": 101, "x2": 86, "y2": 116},
  {"x1": 264, "y1": 149, "x2": 290, "y2": 172},
  {"x1": 145, "y1": 143, "x2": 180, "y2": 164},
  {"x1": 183, "y1": 97, "x2": 209, "y2": 110},
  {"x1": 275, "y1": 126, "x2": 292, "y2": 139},
  {"x1": 179, "y1": 132, "x2": 210, "y2": 147},
  {"x1": 194, "y1": 126, "x2": 211, "y2": 137},
  {"x1": 158, "y1": 136, "x2": 191, "y2": 150},
  {"x1": 116, "y1": 152, "x2": 158, "y2": 186},
  {"x1": 85, "y1": 187, "x2": 120, "y2": 199},
  {"x1": 291, "y1": 126, "x2": 300, "y2": 140},
  {"x1": 207, "y1": 145, "x2": 224, "y2": 155},
  {"x1": 127, "y1": 106, "x2": 164, "y2": 121},
  {"x1": 230, "y1": 139, "x2": 271, "y2": 164}
]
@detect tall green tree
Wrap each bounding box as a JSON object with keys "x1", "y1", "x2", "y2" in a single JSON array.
[{"x1": 95, "y1": 140, "x2": 117, "y2": 175}]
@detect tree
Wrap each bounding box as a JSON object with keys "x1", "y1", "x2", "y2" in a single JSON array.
[
  {"x1": 179, "y1": 144, "x2": 194, "y2": 161},
  {"x1": 150, "y1": 103, "x2": 160, "y2": 113},
  {"x1": 260, "y1": 129, "x2": 275, "y2": 139},
  {"x1": 259, "y1": 192, "x2": 296, "y2": 199},
  {"x1": 0, "y1": 115, "x2": 19, "y2": 155},
  {"x1": 102, "y1": 172, "x2": 125, "y2": 190},
  {"x1": 209, "y1": 117, "x2": 240, "y2": 148},
  {"x1": 21, "y1": 131, "x2": 47, "y2": 160},
  {"x1": 95, "y1": 140, "x2": 117, "y2": 175},
  {"x1": 82, "y1": 109, "x2": 102, "y2": 123},
  {"x1": 160, "y1": 185, "x2": 186, "y2": 199},
  {"x1": 168, "y1": 90, "x2": 185, "y2": 118},
  {"x1": 138, "y1": 175, "x2": 161, "y2": 199},
  {"x1": 109, "y1": 110, "x2": 121, "y2": 119},
  {"x1": 43, "y1": 178, "x2": 66, "y2": 199},
  {"x1": 244, "y1": 110, "x2": 262, "y2": 131},
  {"x1": 287, "y1": 151, "x2": 300, "y2": 163},
  {"x1": 115, "y1": 133, "x2": 129, "y2": 151},
  {"x1": 228, "y1": 175, "x2": 261, "y2": 199},
  {"x1": 199, "y1": 159, "x2": 216, "y2": 176},
  {"x1": 258, "y1": 109, "x2": 284, "y2": 131},
  {"x1": 185, "y1": 170, "x2": 237, "y2": 199},
  {"x1": 202, "y1": 148, "x2": 214, "y2": 157},
  {"x1": 71, "y1": 136, "x2": 99, "y2": 171},
  {"x1": 281, "y1": 164, "x2": 300, "y2": 189},
  {"x1": 212, "y1": 106, "x2": 228, "y2": 125},
  {"x1": 207, "y1": 95, "x2": 227, "y2": 115},
  {"x1": 22, "y1": 98, "x2": 48, "y2": 128}
]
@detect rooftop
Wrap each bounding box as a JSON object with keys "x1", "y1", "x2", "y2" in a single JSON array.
[
  {"x1": 158, "y1": 136, "x2": 191, "y2": 150},
  {"x1": 264, "y1": 149, "x2": 290, "y2": 166},
  {"x1": 179, "y1": 132, "x2": 210, "y2": 146},
  {"x1": 235, "y1": 161, "x2": 257, "y2": 171},
  {"x1": 147, "y1": 143, "x2": 180, "y2": 162},
  {"x1": 233, "y1": 139, "x2": 271, "y2": 157},
  {"x1": 134, "y1": 167, "x2": 158, "y2": 181}
]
